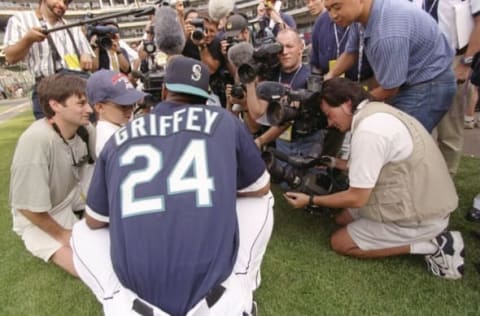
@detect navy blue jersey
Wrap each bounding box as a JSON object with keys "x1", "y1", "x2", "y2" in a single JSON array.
[{"x1": 87, "y1": 103, "x2": 266, "y2": 315}]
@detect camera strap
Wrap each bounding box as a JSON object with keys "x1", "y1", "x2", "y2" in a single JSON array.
[{"x1": 42, "y1": 20, "x2": 82, "y2": 72}]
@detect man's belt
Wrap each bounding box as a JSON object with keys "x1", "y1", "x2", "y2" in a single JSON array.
[{"x1": 132, "y1": 284, "x2": 226, "y2": 316}]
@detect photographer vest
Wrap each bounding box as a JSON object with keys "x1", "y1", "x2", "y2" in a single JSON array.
[{"x1": 351, "y1": 101, "x2": 457, "y2": 224}]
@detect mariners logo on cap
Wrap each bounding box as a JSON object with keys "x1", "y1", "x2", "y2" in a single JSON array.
[
  {"x1": 226, "y1": 22, "x2": 233, "y2": 30},
  {"x1": 191, "y1": 64, "x2": 202, "y2": 81},
  {"x1": 111, "y1": 73, "x2": 134, "y2": 89}
]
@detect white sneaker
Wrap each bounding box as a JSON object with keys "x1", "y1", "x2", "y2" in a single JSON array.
[
  {"x1": 464, "y1": 118, "x2": 476, "y2": 129},
  {"x1": 425, "y1": 231, "x2": 465, "y2": 280}
]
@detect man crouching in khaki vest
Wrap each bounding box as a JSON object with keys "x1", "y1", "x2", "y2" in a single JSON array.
[{"x1": 284, "y1": 78, "x2": 464, "y2": 280}]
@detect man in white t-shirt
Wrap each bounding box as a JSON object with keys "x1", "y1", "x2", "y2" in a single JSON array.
[
  {"x1": 86, "y1": 69, "x2": 147, "y2": 156},
  {"x1": 284, "y1": 78, "x2": 465, "y2": 280}
]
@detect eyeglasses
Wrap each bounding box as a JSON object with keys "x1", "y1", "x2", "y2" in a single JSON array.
[
  {"x1": 68, "y1": 145, "x2": 90, "y2": 168},
  {"x1": 52, "y1": 122, "x2": 90, "y2": 169}
]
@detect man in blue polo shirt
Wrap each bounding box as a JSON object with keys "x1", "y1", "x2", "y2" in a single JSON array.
[
  {"x1": 71, "y1": 56, "x2": 273, "y2": 316},
  {"x1": 324, "y1": 0, "x2": 456, "y2": 132},
  {"x1": 309, "y1": 0, "x2": 372, "y2": 83}
]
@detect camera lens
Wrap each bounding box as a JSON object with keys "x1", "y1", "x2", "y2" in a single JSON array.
[
  {"x1": 231, "y1": 84, "x2": 245, "y2": 99},
  {"x1": 192, "y1": 29, "x2": 204, "y2": 41},
  {"x1": 238, "y1": 64, "x2": 257, "y2": 84},
  {"x1": 99, "y1": 37, "x2": 112, "y2": 50}
]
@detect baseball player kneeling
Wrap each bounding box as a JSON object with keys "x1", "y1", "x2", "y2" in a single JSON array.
[{"x1": 71, "y1": 55, "x2": 274, "y2": 316}]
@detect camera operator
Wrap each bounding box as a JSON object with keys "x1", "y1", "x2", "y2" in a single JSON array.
[
  {"x1": 181, "y1": 8, "x2": 200, "y2": 58},
  {"x1": 256, "y1": 0, "x2": 296, "y2": 36},
  {"x1": 255, "y1": 29, "x2": 326, "y2": 158},
  {"x1": 4, "y1": 0, "x2": 95, "y2": 119},
  {"x1": 89, "y1": 21, "x2": 130, "y2": 74},
  {"x1": 188, "y1": 14, "x2": 230, "y2": 107},
  {"x1": 284, "y1": 78, "x2": 464, "y2": 280},
  {"x1": 221, "y1": 13, "x2": 252, "y2": 77}
]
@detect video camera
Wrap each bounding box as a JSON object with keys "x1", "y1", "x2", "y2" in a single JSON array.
[
  {"x1": 256, "y1": 70, "x2": 326, "y2": 136},
  {"x1": 136, "y1": 51, "x2": 167, "y2": 110},
  {"x1": 262, "y1": 146, "x2": 348, "y2": 196},
  {"x1": 249, "y1": 17, "x2": 276, "y2": 47},
  {"x1": 86, "y1": 25, "x2": 119, "y2": 50},
  {"x1": 237, "y1": 42, "x2": 282, "y2": 83}
]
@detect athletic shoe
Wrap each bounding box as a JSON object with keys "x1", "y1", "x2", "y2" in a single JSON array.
[
  {"x1": 464, "y1": 117, "x2": 476, "y2": 129},
  {"x1": 425, "y1": 231, "x2": 465, "y2": 280},
  {"x1": 466, "y1": 207, "x2": 480, "y2": 222},
  {"x1": 251, "y1": 300, "x2": 258, "y2": 316}
]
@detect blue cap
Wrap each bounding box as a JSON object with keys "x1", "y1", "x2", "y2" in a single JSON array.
[
  {"x1": 165, "y1": 56, "x2": 210, "y2": 99},
  {"x1": 87, "y1": 70, "x2": 146, "y2": 106}
]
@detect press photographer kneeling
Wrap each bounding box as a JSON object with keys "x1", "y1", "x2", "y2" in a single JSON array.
[{"x1": 284, "y1": 78, "x2": 465, "y2": 280}]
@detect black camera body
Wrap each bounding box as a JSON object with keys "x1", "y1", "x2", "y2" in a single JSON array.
[
  {"x1": 140, "y1": 69, "x2": 165, "y2": 109},
  {"x1": 87, "y1": 25, "x2": 119, "y2": 50},
  {"x1": 262, "y1": 147, "x2": 348, "y2": 196},
  {"x1": 190, "y1": 18, "x2": 205, "y2": 41},
  {"x1": 231, "y1": 83, "x2": 246, "y2": 99},
  {"x1": 237, "y1": 42, "x2": 282, "y2": 83},
  {"x1": 257, "y1": 74, "x2": 327, "y2": 136},
  {"x1": 225, "y1": 36, "x2": 241, "y2": 52}
]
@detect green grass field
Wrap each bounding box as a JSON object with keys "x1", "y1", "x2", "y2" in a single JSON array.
[{"x1": 1, "y1": 112, "x2": 479, "y2": 316}]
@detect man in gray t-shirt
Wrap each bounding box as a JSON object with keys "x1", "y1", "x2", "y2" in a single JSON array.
[{"x1": 9, "y1": 73, "x2": 94, "y2": 276}]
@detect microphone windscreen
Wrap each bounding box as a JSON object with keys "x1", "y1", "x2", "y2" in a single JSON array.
[
  {"x1": 208, "y1": 0, "x2": 235, "y2": 21},
  {"x1": 256, "y1": 81, "x2": 286, "y2": 100},
  {"x1": 227, "y1": 42, "x2": 254, "y2": 68},
  {"x1": 154, "y1": 6, "x2": 186, "y2": 55}
]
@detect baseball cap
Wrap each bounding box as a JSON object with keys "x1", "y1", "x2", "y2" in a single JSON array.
[
  {"x1": 164, "y1": 56, "x2": 210, "y2": 99},
  {"x1": 86, "y1": 70, "x2": 147, "y2": 106},
  {"x1": 224, "y1": 14, "x2": 248, "y2": 38}
]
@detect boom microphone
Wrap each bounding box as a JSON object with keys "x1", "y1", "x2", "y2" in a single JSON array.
[
  {"x1": 208, "y1": 0, "x2": 235, "y2": 21},
  {"x1": 227, "y1": 42, "x2": 254, "y2": 68},
  {"x1": 154, "y1": 6, "x2": 186, "y2": 55}
]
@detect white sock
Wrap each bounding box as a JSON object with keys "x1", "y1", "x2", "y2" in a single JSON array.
[
  {"x1": 473, "y1": 193, "x2": 480, "y2": 209},
  {"x1": 410, "y1": 241, "x2": 438, "y2": 255}
]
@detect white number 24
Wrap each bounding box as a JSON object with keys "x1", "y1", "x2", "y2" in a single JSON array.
[{"x1": 119, "y1": 140, "x2": 214, "y2": 218}]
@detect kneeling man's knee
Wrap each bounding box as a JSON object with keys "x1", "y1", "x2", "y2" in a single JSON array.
[{"x1": 330, "y1": 229, "x2": 351, "y2": 255}]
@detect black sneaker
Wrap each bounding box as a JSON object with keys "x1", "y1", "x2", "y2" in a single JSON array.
[
  {"x1": 425, "y1": 231, "x2": 465, "y2": 280},
  {"x1": 466, "y1": 207, "x2": 480, "y2": 222},
  {"x1": 251, "y1": 300, "x2": 258, "y2": 316}
]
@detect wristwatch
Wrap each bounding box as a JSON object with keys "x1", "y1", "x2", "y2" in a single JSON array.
[
  {"x1": 460, "y1": 56, "x2": 473, "y2": 66},
  {"x1": 308, "y1": 194, "x2": 315, "y2": 206}
]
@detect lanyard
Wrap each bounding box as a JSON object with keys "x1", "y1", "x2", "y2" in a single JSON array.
[
  {"x1": 278, "y1": 64, "x2": 303, "y2": 88},
  {"x1": 333, "y1": 24, "x2": 350, "y2": 58},
  {"x1": 357, "y1": 27, "x2": 365, "y2": 83}
]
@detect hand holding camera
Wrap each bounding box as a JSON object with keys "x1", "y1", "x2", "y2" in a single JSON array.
[{"x1": 318, "y1": 156, "x2": 336, "y2": 169}]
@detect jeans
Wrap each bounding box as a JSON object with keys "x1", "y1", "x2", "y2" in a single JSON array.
[
  {"x1": 392, "y1": 67, "x2": 456, "y2": 133},
  {"x1": 276, "y1": 129, "x2": 327, "y2": 158},
  {"x1": 275, "y1": 129, "x2": 326, "y2": 190},
  {"x1": 31, "y1": 82, "x2": 44, "y2": 120}
]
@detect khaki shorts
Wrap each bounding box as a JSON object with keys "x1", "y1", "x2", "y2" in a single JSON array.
[
  {"x1": 21, "y1": 209, "x2": 79, "y2": 262},
  {"x1": 14, "y1": 187, "x2": 84, "y2": 261},
  {"x1": 346, "y1": 208, "x2": 450, "y2": 251}
]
